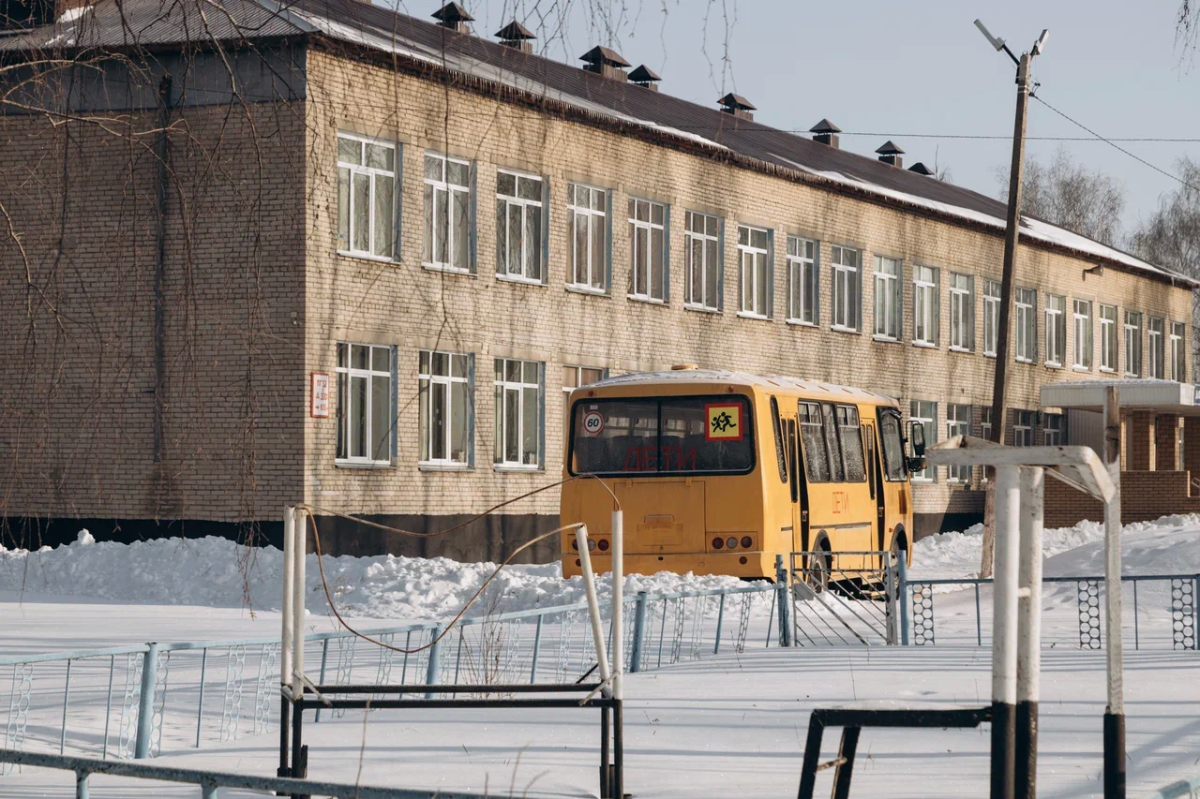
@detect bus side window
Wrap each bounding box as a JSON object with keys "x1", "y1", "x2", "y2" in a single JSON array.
[
  {"x1": 787, "y1": 419, "x2": 799, "y2": 503},
  {"x1": 770, "y1": 396, "x2": 787, "y2": 483},
  {"x1": 821, "y1": 403, "x2": 845, "y2": 482},
  {"x1": 799, "y1": 402, "x2": 830, "y2": 482}
]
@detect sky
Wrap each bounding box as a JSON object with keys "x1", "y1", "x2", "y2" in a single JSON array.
[{"x1": 402, "y1": 0, "x2": 1200, "y2": 242}]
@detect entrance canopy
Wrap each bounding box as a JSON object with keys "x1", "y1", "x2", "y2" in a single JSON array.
[{"x1": 1040, "y1": 379, "x2": 1200, "y2": 415}]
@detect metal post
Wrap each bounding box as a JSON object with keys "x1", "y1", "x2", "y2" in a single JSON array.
[
  {"x1": 576, "y1": 525, "x2": 613, "y2": 688},
  {"x1": 196, "y1": 648, "x2": 207, "y2": 748},
  {"x1": 133, "y1": 644, "x2": 160, "y2": 760},
  {"x1": 1132, "y1": 580, "x2": 1139, "y2": 651},
  {"x1": 629, "y1": 593, "x2": 648, "y2": 673},
  {"x1": 611, "y1": 509, "x2": 624, "y2": 799},
  {"x1": 75, "y1": 768, "x2": 89, "y2": 799},
  {"x1": 765, "y1": 587, "x2": 776, "y2": 647},
  {"x1": 102, "y1": 655, "x2": 115, "y2": 760},
  {"x1": 530, "y1": 615, "x2": 544, "y2": 683},
  {"x1": 202, "y1": 781, "x2": 220, "y2": 799},
  {"x1": 291, "y1": 508, "x2": 306, "y2": 697},
  {"x1": 313, "y1": 640, "x2": 329, "y2": 723},
  {"x1": 713, "y1": 594, "x2": 726, "y2": 655},
  {"x1": 991, "y1": 464, "x2": 1020, "y2": 799},
  {"x1": 61, "y1": 659, "x2": 72, "y2": 754},
  {"x1": 897, "y1": 549, "x2": 910, "y2": 646},
  {"x1": 424, "y1": 625, "x2": 444, "y2": 700},
  {"x1": 282, "y1": 506, "x2": 294, "y2": 693},
  {"x1": 976, "y1": 584, "x2": 984, "y2": 646},
  {"x1": 1016, "y1": 466, "x2": 1044, "y2": 799},
  {"x1": 775, "y1": 554, "x2": 791, "y2": 647},
  {"x1": 1103, "y1": 386, "x2": 1125, "y2": 799},
  {"x1": 883, "y1": 553, "x2": 897, "y2": 645}
]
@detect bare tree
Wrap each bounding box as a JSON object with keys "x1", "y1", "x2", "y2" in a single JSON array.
[
  {"x1": 994, "y1": 147, "x2": 1126, "y2": 246},
  {"x1": 1130, "y1": 156, "x2": 1200, "y2": 375}
]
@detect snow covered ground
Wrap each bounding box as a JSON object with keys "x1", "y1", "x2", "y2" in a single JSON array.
[{"x1": 4, "y1": 515, "x2": 1200, "y2": 796}]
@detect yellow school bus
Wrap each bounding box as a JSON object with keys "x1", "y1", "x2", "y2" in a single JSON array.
[{"x1": 560, "y1": 368, "x2": 922, "y2": 581}]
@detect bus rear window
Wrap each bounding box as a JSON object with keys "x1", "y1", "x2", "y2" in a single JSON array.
[{"x1": 570, "y1": 396, "x2": 755, "y2": 475}]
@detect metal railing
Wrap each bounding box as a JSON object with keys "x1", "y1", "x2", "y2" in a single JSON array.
[{"x1": 0, "y1": 581, "x2": 777, "y2": 767}]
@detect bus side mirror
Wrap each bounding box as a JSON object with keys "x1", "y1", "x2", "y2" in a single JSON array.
[{"x1": 906, "y1": 421, "x2": 927, "y2": 473}]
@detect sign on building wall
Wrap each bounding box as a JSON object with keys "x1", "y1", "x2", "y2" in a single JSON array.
[{"x1": 311, "y1": 372, "x2": 330, "y2": 418}]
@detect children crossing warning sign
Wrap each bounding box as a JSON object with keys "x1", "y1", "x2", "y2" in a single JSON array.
[{"x1": 704, "y1": 402, "x2": 743, "y2": 442}]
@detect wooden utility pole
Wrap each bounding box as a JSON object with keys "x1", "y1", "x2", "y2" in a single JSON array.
[{"x1": 981, "y1": 52, "x2": 1033, "y2": 579}]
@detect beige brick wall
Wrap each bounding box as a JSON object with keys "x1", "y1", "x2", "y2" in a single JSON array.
[{"x1": 300, "y1": 47, "x2": 1194, "y2": 527}]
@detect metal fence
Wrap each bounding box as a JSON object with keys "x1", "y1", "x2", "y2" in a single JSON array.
[
  {"x1": 786, "y1": 551, "x2": 899, "y2": 647},
  {"x1": 0, "y1": 582, "x2": 778, "y2": 768}
]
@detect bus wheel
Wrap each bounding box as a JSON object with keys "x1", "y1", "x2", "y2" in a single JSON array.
[{"x1": 805, "y1": 545, "x2": 831, "y2": 594}]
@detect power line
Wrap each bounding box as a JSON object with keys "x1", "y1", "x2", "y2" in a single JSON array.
[{"x1": 1029, "y1": 91, "x2": 1200, "y2": 193}]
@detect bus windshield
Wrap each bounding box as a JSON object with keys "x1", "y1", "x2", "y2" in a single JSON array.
[{"x1": 570, "y1": 395, "x2": 755, "y2": 475}]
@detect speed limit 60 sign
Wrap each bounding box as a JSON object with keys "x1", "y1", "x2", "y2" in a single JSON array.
[{"x1": 582, "y1": 410, "x2": 605, "y2": 435}]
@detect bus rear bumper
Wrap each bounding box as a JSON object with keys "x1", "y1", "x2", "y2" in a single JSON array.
[{"x1": 561, "y1": 551, "x2": 774, "y2": 580}]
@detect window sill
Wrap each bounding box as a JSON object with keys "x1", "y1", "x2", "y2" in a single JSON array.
[
  {"x1": 1045, "y1": 362, "x2": 1065, "y2": 370},
  {"x1": 422, "y1": 262, "x2": 472, "y2": 275},
  {"x1": 911, "y1": 341, "x2": 938, "y2": 349},
  {"x1": 494, "y1": 465, "x2": 545, "y2": 474},
  {"x1": 872, "y1": 334, "x2": 899, "y2": 344},
  {"x1": 418, "y1": 462, "x2": 473, "y2": 472},
  {"x1": 949, "y1": 346, "x2": 972, "y2": 354},
  {"x1": 334, "y1": 460, "x2": 394, "y2": 470},
  {"x1": 566, "y1": 284, "x2": 609, "y2": 297},
  {"x1": 338, "y1": 250, "x2": 397, "y2": 265},
  {"x1": 1100, "y1": 367, "x2": 1117, "y2": 374},
  {"x1": 831, "y1": 325, "x2": 860, "y2": 335},
  {"x1": 736, "y1": 311, "x2": 771, "y2": 322},
  {"x1": 984, "y1": 352, "x2": 997, "y2": 359},
  {"x1": 496, "y1": 274, "x2": 546, "y2": 287},
  {"x1": 684, "y1": 303, "x2": 721, "y2": 315},
  {"x1": 786, "y1": 318, "x2": 818, "y2": 328},
  {"x1": 1072, "y1": 366, "x2": 1091, "y2": 372},
  {"x1": 1015, "y1": 358, "x2": 1034, "y2": 364},
  {"x1": 628, "y1": 294, "x2": 667, "y2": 306}
]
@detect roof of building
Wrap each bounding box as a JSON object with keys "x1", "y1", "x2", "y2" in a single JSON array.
[
  {"x1": 628, "y1": 65, "x2": 662, "y2": 83},
  {"x1": 585, "y1": 369, "x2": 899, "y2": 406},
  {"x1": 4, "y1": 0, "x2": 1196, "y2": 289}
]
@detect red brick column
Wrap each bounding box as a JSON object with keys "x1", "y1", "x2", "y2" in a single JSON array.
[
  {"x1": 1184, "y1": 417, "x2": 1200, "y2": 476},
  {"x1": 1128, "y1": 411, "x2": 1156, "y2": 471},
  {"x1": 1156, "y1": 414, "x2": 1180, "y2": 470}
]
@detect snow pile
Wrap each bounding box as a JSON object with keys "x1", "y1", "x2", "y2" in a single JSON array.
[
  {"x1": 911, "y1": 520, "x2": 1108, "y2": 578},
  {"x1": 0, "y1": 535, "x2": 741, "y2": 620}
]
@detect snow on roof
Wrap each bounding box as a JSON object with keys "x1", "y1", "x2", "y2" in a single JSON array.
[{"x1": 589, "y1": 369, "x2": 898, "y2": 405}]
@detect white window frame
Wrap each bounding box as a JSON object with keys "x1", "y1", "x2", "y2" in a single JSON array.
[
  {"x1": 1043, "y1": 413, "x2": 1064, "y2": 446},
  {"x1": 1015, "y1": 287, "x2": 1037, "y2": 363},
  {"x1": 334, "y1": 342, "x2": 394, "y2": 467},
  {"x1": 1148, "y1": 316, "x2": 1165, "y2": 379},
  {"x1": 913, "y1": 264, "x2": 939, "y2": 347},
  {"x1": 1013, "y1": 410, "x2": 1035, "y2": 447},
  {"x1": 1124, "y1": 311, "x2": 1142, "y2": 378},
  {"x1": 567, "y1": 182, "x2": 609, "y2": 293},
  {"x1": 337, "y1": 133, "x2": 398, "y2": 261},
  {"x1": 949, "y1": 273, "x2": 973, "y2": 352},
  {"x1": 419, "y1": 350, "x2": 473, "y2": 468},
  {"x1": 873, "y1": 256, "x2": 901, "y2": 341},
  {"x1": 1100, "y1": 304, "x2": 1118, "y2": 373},
  {"x1": 787, "y1": 236, "x2": 818, "y2": 326},
  {"x1": 496, "y1": 169, "x2": 543, "y2": 283},
  {"x1": 737, "y1": 224, "x2": 770, "y2": 318},
  {"x1": 831, "y1": 245, "x2": 861, "y2": 333},
  {"x1": 1045, "y1": 294, "x2": 1066, "y2": 368},
  {"x1": 1073, "y1": 299, "x2": 1093, "y2": 370},
  {"x1": 1172, "y1": 321, "x2": 1186, "y2": 382},
  {"x1": 494, "y1": 358, "x2": 543, "y2": 470},
  {"x1": 563, "y1": 365, "x2": 606, "y2": 433},
  {"x1": 984, "y1": 280, "x2": 1000, "y2": 358},
  {"x1": 423, "y1": 152, "x2": 472, "y2": 273},
  {"x1": 946, "y1": 403, "x2": 972, "y2": 483},
  {"x1": 910, "y1": 400, "x2": 936, "y2": 483},
  {"x1": 628, "y1": 198, "x2": 667, "y2": 302},
  {"x1": 684, "y1": 211, "x2": 721, "y2": 311}
]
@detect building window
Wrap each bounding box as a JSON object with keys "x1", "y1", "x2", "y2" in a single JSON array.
[
  {"x1": 910, "y1": 401, "x2": 936, "y2": 482},
  {"x1": 1124, "y1": 311, "x2": 1142, "y2": 377},
  {"x1": 423, "y1": 152, "x2": 472, "y2": 273},
  {"x1": 788, "y1": 236, "x2": 819, "y2": 325},
  {"x1": 1100, "y1": 304, "x2": 1118, "y2": 372},
  {"x1": 335, "y1": 343, "x2": 394, "y2": 465},
  {"x1": 1015, "y1": 287, "x2": 1037, "y2": 363},
  {"x1": 1172, "y1": 322, "x2": 1186, "y2": 382},
  {"x1": 568, "y1": 183, "x2": 609, "y2": 292},
  {"x1": 738, "y1": 225, "x2": 771, "y2": 317},
  {"x1": 873, "y1": 256, "x2": 901, "y2": 340},
  {"x1": 494, "y1": 359, "x2": 543, "y2": 469},
  {"x1": 563, "y1": 366, "x2": 605, "y2": 432},
  {"x1": 337, "y1": 134, "x2": 397, "y2": 259},
  {"x1": 949, "y1": 273, "x2": 974, "y2": 352},
  {"x1": 981, "y1": 406, "x2": 993, "y2": 443},
  {"x1": 496, "y1": 170, "x2": 544, "y2": 282},
  {"x1": 946, "y1": 404, "x2": 972, "y2": 483},
  {"x1": 1013, "y1": 410, "x2": 1035, "y2": 447},
  {"x1": 1045, "y1": 294, "x2": 1066, "y2": 367},
  {"x1": 1073, "y1": 300, "x2": 1093, "y2": 370},
  {"x1": 984, "y1": 279, "x2": 1000, "y2": 357},
  {"x1": 1043, "y1": 413, "x2": 1064, "y2": 446},
  {"x1": 419, "y1": 350, "x2": 472, "y2": 467},
  {"x1": 1148, "y1": 317, "x2": 1165, "y2": 379},
  {"x1": 685, "y1": 211, "x2": 721, "y2": 311},
  {"x1": 831, "y1": 245, "x2": 861, "y2": 332},
  {"x1": 628, "y1": 198, "x2": 667, "y2": 301},
  {"x1": 913, "y1": 264, "x2": 939, "y2": 346}
]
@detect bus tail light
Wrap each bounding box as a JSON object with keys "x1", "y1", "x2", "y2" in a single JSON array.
[
  {"x1": 571, "y1": 540, "x2": 579, "y2": 551},
  {"x1": 741, "y1": 536, "x2": 753, "y2": 550},
  {"x1": 587, "y1": 539, "x2": 597, "y2": 552},
  {"x1": 712, "y1": 537, "x2": 724, "y2": 550},
  {"x1": 597, "y1": 539, "x2": 609, "y2": 552},
  {"x1": 726, "y1": 537, "x2": 738, "y2": 550}
]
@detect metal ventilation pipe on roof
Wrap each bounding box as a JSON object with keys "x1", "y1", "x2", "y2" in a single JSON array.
[{"x1": 809, "y1": 119, "x2": 841, "y2": 148}]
